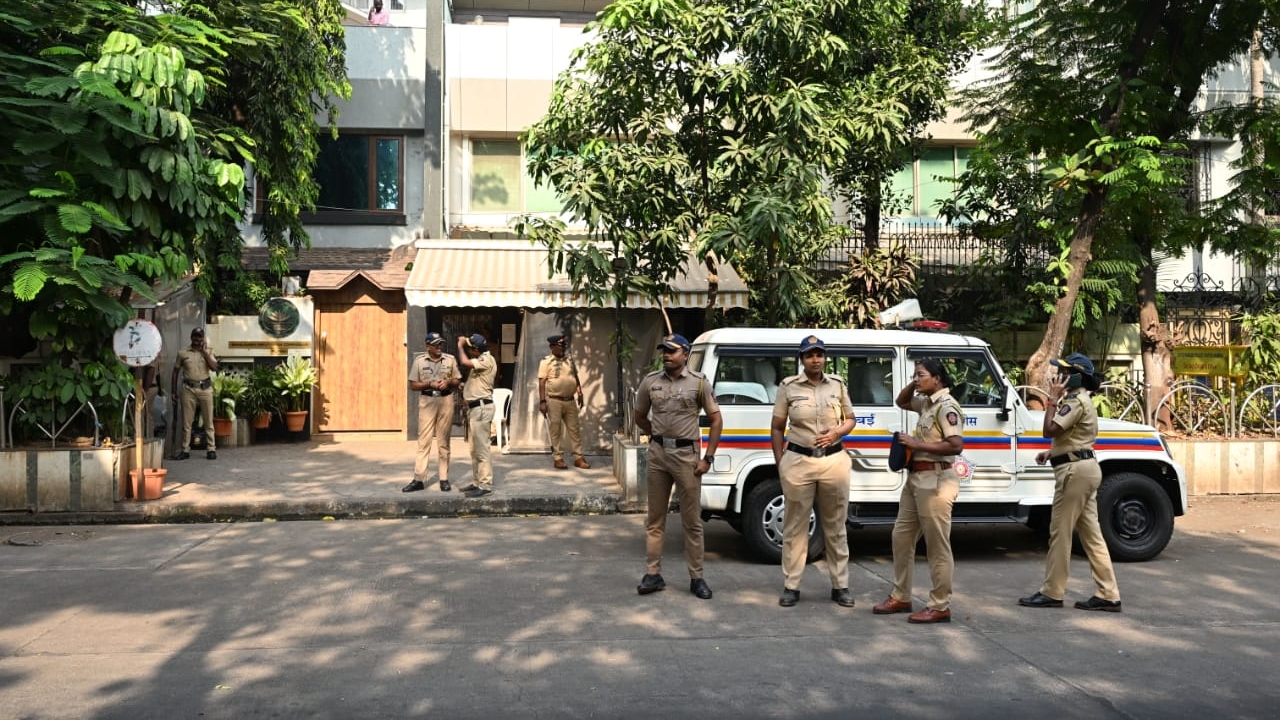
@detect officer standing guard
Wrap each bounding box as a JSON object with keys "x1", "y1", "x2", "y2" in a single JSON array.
[
  {"x1": 538, "y1": 334, "x2": 590, "y2": 470},
  {"x1": 171, "y1": 327, "x2": 219, "y2": 460},
  {"x1": 403, "y1": 332, "x2": 461, "y2": 493},
  {"x1": 457, "y1": 333, "x2": 497, "y2": 498},
  {"x1": 634, "y1": 333, "x2": 722, "y2": 600},
  {"x1": 770, "y1": 336, "x2": 856, "y2": 608}
]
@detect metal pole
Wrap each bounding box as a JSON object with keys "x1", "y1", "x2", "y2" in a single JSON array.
[{"x1": 611, "y1": 256, "x2": 630, "y2": 435}]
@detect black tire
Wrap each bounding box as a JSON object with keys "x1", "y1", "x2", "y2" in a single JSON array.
[
  {"x1": 1097, "y1": 471, "x2": 1175, "y2": 562},
  {"x1": 742, "y1": 477, "x2": 824, "y2": 564}
]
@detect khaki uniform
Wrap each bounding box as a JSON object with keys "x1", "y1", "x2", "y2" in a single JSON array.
[
  {"x1": 635, "y1": 367, "x2": 720, "y2": 579},
  {"x1": 538, "y1": 353, "x2": 585, "y2": 463},
  {"x1": 773, "y1": 373, "x2": 854, "y2": 592},
  {"x1": 410, "y1": 352, "x2": 461, "y2": 482},
  {"x1": 1040, "y1": 390, "x2": 1119, "y2": 601},
  {"x1": 462, "y1": 351, "x2": 497, "y2": 490},
  {"x1": 175, "y1": 346, "x2": 216, "y2": 453},
  {"x1": 889, "y1": 389, "x2": 964, "y2": 612}
]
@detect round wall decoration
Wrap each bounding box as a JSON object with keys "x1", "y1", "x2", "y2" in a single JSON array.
[{"x1": 258, "y1": 297, "x2": 301, "y2": 338}]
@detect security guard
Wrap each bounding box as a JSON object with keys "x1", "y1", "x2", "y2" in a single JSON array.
[
  {"x1": 171, "y1": 327, "x2": 219, "y2": 460},
  {"x1": 404, "y1": 332, "x2": 461, "y2": 492},
  {"x1": 770, "y1": 336, "x2": 856, "y2": 608},
  {"x1": 457, "y1": 333, "x2": 497, "y2": 498},
  {"x1": 634, "y1": 333, "x2": 722, "y2": 600},
  {"x1": 873, "y1": 358, "x2": 964, "y2": 624},
  {"x1": 538, "y1": 334, "x2": 589, "y2": 470},
  {"x1": 1019, "y1": 353, "x2": 1122, "y2": 612}
]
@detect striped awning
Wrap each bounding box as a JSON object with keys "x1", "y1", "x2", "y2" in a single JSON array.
[{"x1": 404, "y1": 239, "x2": 750, "y2": 309}]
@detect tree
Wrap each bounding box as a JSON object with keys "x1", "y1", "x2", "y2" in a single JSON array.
[{"x1": 521, "y1": 0, "x2": 983, "y2": 327}]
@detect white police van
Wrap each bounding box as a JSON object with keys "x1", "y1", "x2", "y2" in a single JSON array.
[{"x1": 689, "y1": 326, "x2": 1188, "y2": 563}]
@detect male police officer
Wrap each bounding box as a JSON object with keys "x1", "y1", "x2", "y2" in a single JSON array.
[
  {"x1": 171, "y1": 327, "x2": 219, "y2": 460},
  {"x1": 634, "y1": 333, "x2": 722, "y2": 600},
  {"x1": 538, "y1": 334, "x2": 589, "y2": 470},
  {"x1": 457, "y1": 333, "x2": 497, "y2": 498},
  {"x1": 404, "y1": 332, "x2": 461, "y2": 492}
]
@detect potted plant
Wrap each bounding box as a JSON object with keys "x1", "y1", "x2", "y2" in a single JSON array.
[
  {"x1": 242, "y1": 365, "x2": 280, "y2": 430},
  {"x1": 273, "y1": 355, "x2": 318, "y2": 432},
  {"x1": 211, "y1": 373, "x2": 246, "y2": 437}
]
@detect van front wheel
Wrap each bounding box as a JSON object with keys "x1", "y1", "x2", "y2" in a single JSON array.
[
  {"x1": 1098, "y1": 472, "x2": 1174, "y2": 562},
  {"x1": 742, "y1": 478, "x2": 824, "y2": 564}
]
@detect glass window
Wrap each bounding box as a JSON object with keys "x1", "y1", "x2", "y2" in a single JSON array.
[
  {"x1": 885, "y1": 146, "x2": 971, "y2": 218},
  {"x1": 833, "y1": 355, "x2": 896, "y2": 406},
  {"x1": 313, "y1": 135, "x2": 402, "y2": 213},
  {"x1": 907, "y1": 349, "x2": 1004, "y2": 408},
  {"x1": 469, "y1": 138, "x2": 566, "y2": 213},
  {"x1": 711, "y1": 352, "x2": 795, "y2": 405}
]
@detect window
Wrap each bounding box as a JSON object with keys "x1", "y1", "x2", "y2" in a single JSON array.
[
  {"x1": 711, "y1": 352, "x2": 795, "y2": 405},
  {"x1": 888, "y1": 146, "x2": 971, "y2": 218},
  {"x1": 469, "y1": 139, "x2": 562, "y2": 213},
  {"x1": 906, "y1": 349, "x2": 1004, "y2": 408},
  {"x1": 830, "y1": 353, "x2": 895, "y2": 406},
  {"x1": 311, "y1": 134, "x2": 403, "y2": 215}
]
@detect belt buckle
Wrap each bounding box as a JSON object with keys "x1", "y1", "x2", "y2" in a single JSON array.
[
  {"x1": 662, "y1": 437, "x2": 678, "y2": 449},
  {"x1": 812, "y1": 446, "x2": 827, "y2": 458}
]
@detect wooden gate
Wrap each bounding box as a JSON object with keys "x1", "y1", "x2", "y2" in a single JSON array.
[{"x1": 313, "y1": 278, "x2": 406, "y2": 434}]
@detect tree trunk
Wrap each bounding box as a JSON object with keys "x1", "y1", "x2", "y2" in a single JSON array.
[
  {"x1": 703, "y1": 253, "x2": 719, "y2": 328},
  {"x1": 862, "y1": 179, "x2": 882, "y2": 253},
  {"x1": 1025, "y1": 188, "x2": 1108, "y2": 386},
  {"x1": 1137, "y1": 247, "x2": 1174, "y2": 429}
]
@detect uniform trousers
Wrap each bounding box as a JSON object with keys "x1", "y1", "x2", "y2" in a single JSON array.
[
  {"x1": 1040, "y1": 458, "x2": 1119, "y2": 601},
  {"x1": 644, "y1": 444, "x2": 704, "y2": 579},
  {"x1": 889, "y1": 468, "x2": 959, "y2": 611},
  {"x1": 180, "y1": 385, "x2": 215, "y2": 452},
  {"x1": 466, "y1": 402, "x2": 495, "y2": 489},
  {"x1": 414, "y1": 395, "x2": 454, "y2": 481},
  {"x1": 779, "y1": 449, "x2": 852, "y2": 590},
  {"x1": 546, "y1": 397, "x2": 585, "y2": 461}
]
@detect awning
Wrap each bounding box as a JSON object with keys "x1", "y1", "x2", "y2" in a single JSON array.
[{"x1": 404, "y1": 239, "x2": 750, "y2": 309}]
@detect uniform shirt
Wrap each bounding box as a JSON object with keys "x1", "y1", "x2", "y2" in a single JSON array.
[
  {"x1": 538, "y1": 354, "x2": 579, "y2": 397},
  {"x1": 410, "y1": 352, "x2": 460, "y2": 388},
  {"x1": 462, "y1": 351, "x2": 496, "y2": 402},
  {"x1": 910, "y1": 389, "x2": 964, "y2": 462},
  {"x1": 772, "y1": 373, "x2": 853, "y2": 447},
  {"x1": 175, "y1": 346, "x2": 214, "y2": 382},
  {"x1": 635, "y1": 367, "x2": 720, "y2": 440},
  {"x1": 1049, "y1": 389, "x2": 1097, "y2": 455}
]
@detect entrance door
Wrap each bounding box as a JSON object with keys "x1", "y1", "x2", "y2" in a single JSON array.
[{"x1": 314, "y1": 279, "x2": 406, "y2": 433}]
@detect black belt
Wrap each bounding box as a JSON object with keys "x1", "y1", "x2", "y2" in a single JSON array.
[
  {"x1": 1049, "y1": 449, "x2": 1095, "y2": 467},
  {"x1": 650, "y1": 435, "x2": 695, "y2": 449},
  {"x1": 547, "y1": 394, "x2": 574, "y2": 401},
  {"x1": 421, "y1": 390, "x2": 447, "y2": 397},
  {"x1": 466, "y1": 398, "x2": 493, "y2": 409},
  {"x1": 183, "y1": 379, "x2": 211, "y2": 389},
  {"x1": 786, "y1": 442, "x2": 845, "y2": 458}
]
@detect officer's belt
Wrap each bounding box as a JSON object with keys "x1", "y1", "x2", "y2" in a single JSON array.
[
  {"x1": 650, "y1": 435, "x2": 695, "y2": 449},
  {"x1": 786, "y1": 442, "x2": 845, "y2": 458},
  {"x1": 1049, "y1": 449, "x2": 1095, "y2": 467},
  {"x1": 420, "y1": 390, "x2": 448, "y2": 397},
  {"x1": 466, "y1": 398, "x2": 493, "y2": 409},
  {"x1": 547, "y1": 394, "x2": 574, "y2": 401},
  {"x1": 183, "y1": 379, "x2": 211, "y2": 389}
]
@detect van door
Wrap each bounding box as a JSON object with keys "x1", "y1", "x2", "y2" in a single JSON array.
[
  {"x1": 905, "y1": 347, "x2": 1016, "y2": 493},
  {"x1": 826, "y1": 346, "x2": 903, "y2": 492}
]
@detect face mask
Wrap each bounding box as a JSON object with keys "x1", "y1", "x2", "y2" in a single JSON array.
[{"x1": 1065, "y1": 373, "x2": 1083, "y2": 389}]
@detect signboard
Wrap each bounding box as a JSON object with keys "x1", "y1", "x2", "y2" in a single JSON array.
[
  {"x1": 1171, "y1": 345, "x2": 1247, "y2": 378},
  {"x1": 113, "y1": 319, "x2": 163, "y2": 367}
]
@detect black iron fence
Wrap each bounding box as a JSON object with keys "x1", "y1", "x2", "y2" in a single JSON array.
[{"x1": 821, "y1": 221, "x2": 1054, "y2": 273}]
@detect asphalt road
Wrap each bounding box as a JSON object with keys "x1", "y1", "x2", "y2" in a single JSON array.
[{"x1": 1, "y1": 496, "x2": 1277, "y2": 719}]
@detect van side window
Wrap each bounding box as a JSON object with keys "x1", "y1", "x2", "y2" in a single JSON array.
[
  {"x1": 827, "y1": 351, "x2": 896, "y2": 406},
  {"x1": 908, "y1": 349, "x2": 1003, "y2": 408},
  {"x1": 712, "y1": 353, "x2": 791, "y2": 404}
]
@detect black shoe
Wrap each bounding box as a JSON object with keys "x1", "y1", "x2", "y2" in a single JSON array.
[
  {"x1": 175, "y1": 452, "x2": 190, "y2": 460},
  {"x1": 1074, "y1": 596, "x2": 1122, "y2": 612},
  {"x1": 206, "y1": 451, "x2": 217, "y2": 460},
  {"x1": 779, "y1": 588, "x2": 799, "y2": 607},
  {"x1": 690, "y1": 578, "x2": 713, "y2": 600},
  {"x1": 637, "y1": 573, "x2": 666, "y2": 595},
  {"x1": 1018, "y1": 592, "x2": 1064, "y2": 608},
  {"x1": 459, "y1": 484, "x2": 479, "y2": 493},
  {"x1": 439, "y1": 480, "x2": 452, "y2": 492},
  {"x1": 831, "y1": 588, "x2": 855, "y2": 607},
  {"x1": 464, "y1": 487, "x2": 492, "y2": 498},
  {"x1": 401, "y1": 480, "x2": 425, "y2": 493}
]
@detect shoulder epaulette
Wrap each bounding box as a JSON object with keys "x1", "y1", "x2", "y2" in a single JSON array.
[
  {"x1": 825, "y1": 373, "x2": 846, "y2": 384},
  {"x1": 780, "y1": 374, "x2": 803, "y2": 386},
  {"x1": 688, "y1": 369, "x2": 706, "y2": 379}
]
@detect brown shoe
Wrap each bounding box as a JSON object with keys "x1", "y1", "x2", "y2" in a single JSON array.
[
  {"x1": 574, "y1": 457, "x2": 591, "y2": 469},
  {"x1": 553, "y1": 458, "x2": 568, "y2": 470},
  {"x1": 908, "y1": 607, "x2": 951, "y2": 624},
  {"x1": 872, "y1": 596, "x2": 913, "y2": 615}
]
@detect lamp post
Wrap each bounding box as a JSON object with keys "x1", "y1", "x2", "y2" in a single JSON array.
[{"x1": 611, "y1": 255, "x2": 630, "y2": 434}]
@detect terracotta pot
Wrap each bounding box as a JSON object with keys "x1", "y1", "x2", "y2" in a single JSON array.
[
  {"x1": 128, "y1": 468, "x2": 167, "y2": 501},
  {"x1": 213, "y1": 417, "x2": 234, "y2": 437},
  {"x1": 252, "y1": 412, "x2": 272, "y2": 429},
  {"x1": 284, "y1": 410, "x2": 308, "y2": 432}
]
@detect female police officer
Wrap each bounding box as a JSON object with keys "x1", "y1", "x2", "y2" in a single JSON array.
[
  {"x1": 770, "y1": 336, "x2": 856, "y2": 608},
  {"x1": 873, "y1": 358, "x2": 964, "y2": 624}
]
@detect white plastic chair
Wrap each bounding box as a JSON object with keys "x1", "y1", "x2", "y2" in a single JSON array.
[{"x1": 490, "y1": 388, "x2": 513, "y2": 453}]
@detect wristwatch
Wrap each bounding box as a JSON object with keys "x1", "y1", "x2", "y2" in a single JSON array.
[{"x1": 703, "y1": 454, "x2": 715, "y2": 463}]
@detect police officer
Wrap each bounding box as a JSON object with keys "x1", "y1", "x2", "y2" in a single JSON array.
[
  {"x1": 457, "y1": 333, "x2": 497, "y2": 498},
  {"x1": 634, "y1": 333, "x2": 722, "y2": 600},
  {"x1": 538, "y1": 334, "x2": 589, "y2": 470},
  {"x1": 404, "y1": 332, "x2": 461, "y2": 493},
  {"x1": 1019, "y1": 353, "x2": 1122, "y2": 612},
  {"x1": 770, "y1": 336, "x2": 856, "y2": 608},
  {"x1": 171, "y1": 327, "x2": 219, "y2": 460},
  {"x1": 873, "y1": 358, "x2": 964, "y2": 624}
]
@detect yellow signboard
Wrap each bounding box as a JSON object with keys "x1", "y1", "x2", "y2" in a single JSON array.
[{"x1": 1171, "y1": 345, "x2": 1247, "y2": 378}]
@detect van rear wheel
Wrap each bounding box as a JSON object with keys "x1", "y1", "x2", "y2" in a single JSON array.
[{"x1": 742, "y1": 477, "x2": 824, "y2": 564}]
